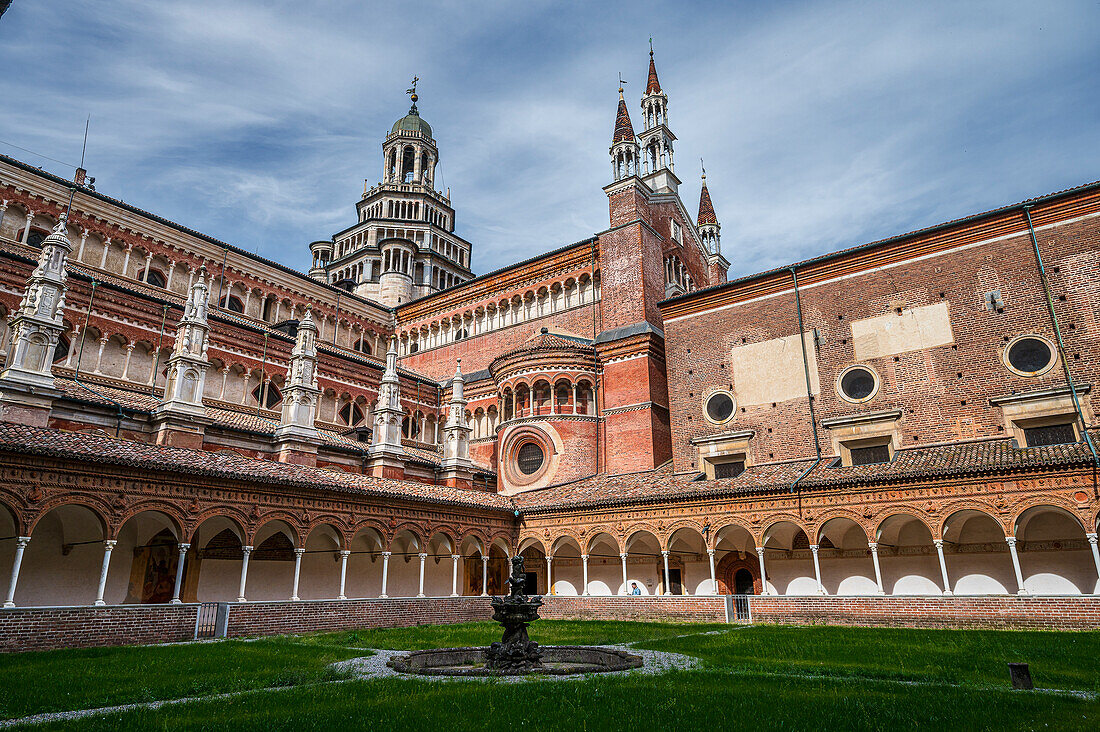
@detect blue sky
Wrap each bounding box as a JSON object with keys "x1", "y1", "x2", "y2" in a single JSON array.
[{"x1": 1, "y1": 1, "x2": 1098, "y2": 280}]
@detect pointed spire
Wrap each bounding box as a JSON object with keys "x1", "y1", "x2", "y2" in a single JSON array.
[
  {"x1": 646, "y1": 46, "x2": 662, "y2": 95},
  {"x1": 612, "y1": 84, "x2": 636, "y2": 144},
  {"x1": 698, "y1": 166, "x2": 718, "y2": 225}
]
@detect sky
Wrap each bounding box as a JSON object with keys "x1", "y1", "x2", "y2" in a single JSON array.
[{"x1": 1, "y1": 1, "x2": 1098, "y2": 280}]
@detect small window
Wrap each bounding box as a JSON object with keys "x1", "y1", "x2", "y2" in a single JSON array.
[
  {"x1": 517, "y1": 442, "x2": 545, "y2": 475},
  {"x1": 144, "y1": 268, "x2": 167, "y2": 288},
  {"x1": 221, "y1": 295, "x2": 244, "y2": 313},
  {"x1": 339, "y1": 402, "x2": 364, "y2": 426},
  {"x1": 714, "y1": 461, "x2": 745, "y2": 479},
  {"x1": 355, "y1": 338, "x2": 374, "y2": 355},
  {"x1": 252, "y1": 383, "x2": 282, "y2": 410},
  {"x1": 837, "y1": 365, "x2": 878, "y2": 403},
  {"x1": 407, "y1": 342, "x2": 418, "y2": 354},
  {"x1": 1023, "y1": 422, "x2": 1077, "y2": 447},
  {"x1": 1005, "y1": 336, "x2": 1056, "y2": 376},
  {"x1": 849, "y1": 444, "x2": 891, "y2": 466},
  {"x1": 53, "y1": 335, "x2": 69, "y2": 364},
  {"x1": 704, "y1": 391, "x2": 735, "y2": 424},
  {"x1": 24, "y1": 228, "x2": 49, "y2": 248}
]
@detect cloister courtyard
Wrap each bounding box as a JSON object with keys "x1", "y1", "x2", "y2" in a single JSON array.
[{"x1": 0, "y1": 620, "x2": 1096, "y2": 730}]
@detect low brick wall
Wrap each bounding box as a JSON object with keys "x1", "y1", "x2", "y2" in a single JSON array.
[
  {"x1": 539, "y1": 595, "x2": 728, "y2": 623},
  {"x1": 0, "y1": 604, "x2": 199, "y2": 653},
  {"x1": 748, "y1": 595, "x2": 1100, "y2": 630},
  {"x1": 224, "y1": 596, "x2": 493, "y2": 638}
]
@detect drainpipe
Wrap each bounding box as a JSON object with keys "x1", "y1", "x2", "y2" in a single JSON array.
[
  {"x1": 789, "y1": 266, "x2": 824, "y2": 493},
  {"x1": 72, "y1": 278, "x2": 127, "y2": 436},
  {"x1": 1022, "y1": 205, "x2": 1099, "y2": 493}
]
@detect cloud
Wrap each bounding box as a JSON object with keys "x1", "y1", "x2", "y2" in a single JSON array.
[{"x1": 1, "y1": 0, "x2": 1097, "y2": 281}]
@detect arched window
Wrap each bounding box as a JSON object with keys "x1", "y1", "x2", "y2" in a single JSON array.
[
  {"x1": 252, "y1": 382, "x2": 282, "y2": 409},
  {"x1": 261, "y1": 297, "x2": 275, "y2": 322},
  {"x1": 143, "y1": 268, "x2": 167, "y2": 288},
  {"x1": 22, "y1": 228, "x2": 49, "y2": 248},
  {"x1": 53, "y1": 335, "x2": 69, "y2": 364},
  {"x1": 408, "y1": 342, "x2": 419, "y2": 354},
  {"x1": 221, "y1": 295, "x2": 244, "y2": 313},
  {"x1": 354, "y1": 337, "x2": 373, "y2": 355}
]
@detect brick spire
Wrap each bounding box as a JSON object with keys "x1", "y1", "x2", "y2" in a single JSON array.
[
  {"x1": 698, "y1": 170, "x2": 718, "y2": 225},
  {"x1": 612, "y1": 87, "x2": 636, "y2": 144},
  {"x1": 646, "y1": 48, "x2": 662, "y2": 95}
]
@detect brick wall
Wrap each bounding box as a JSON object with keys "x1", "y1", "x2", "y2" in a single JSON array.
[
  {"x1": 748, "y1": 595, "x2": 1100, "y2": 630},
  {"x1": 0, "y1": 604, "x2": 198, "y2": 653},
  {"x1": 539, "y1": 595, "x2": 727, "y2": 622},
  {"x1": 224, "y1": 596, "x2": 493, "y2": 638}
]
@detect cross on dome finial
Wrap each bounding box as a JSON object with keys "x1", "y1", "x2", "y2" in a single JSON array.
[
  {"x1": 649, "y1": 37, "x2": 653, "y2": 56},
  {"x1": 406, "y1": 76, "x2": 420, "y2": 112},
  {"x1": 617, "y1": 72, "x2": 627, "y2": 97},
  {"x1": 700, "y1": 157, "x2": 706, "y2": 182}
]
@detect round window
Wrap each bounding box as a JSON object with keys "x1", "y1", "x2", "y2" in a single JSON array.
[
  {"x1": 837, "y1": 366, "x2": 878, "y2": 403},
  {"x1": 517, "y1": 442, "x2": 545, "y2": 475},
  {"x1": 704, "y1": 391, "x2": 735, "y2": 424},
  {"x1": 1005, "y1": 336, "x2": 1055, "y2": 376}
]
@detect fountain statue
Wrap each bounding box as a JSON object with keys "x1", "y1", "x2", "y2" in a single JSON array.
[{"x1": 484, "y1": 555, "x2": 544, "y2": 671}]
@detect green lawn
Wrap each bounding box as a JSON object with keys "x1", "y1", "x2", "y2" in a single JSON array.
[{"x1": 2, "y1": 621, "x2": 1098, "y2": 730}]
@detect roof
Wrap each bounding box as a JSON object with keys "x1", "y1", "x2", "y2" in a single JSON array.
[
  {"x1": 612, "y1": 93, "x2": 636, "y2": 144},
  {"x1": 698, "y1": 179, "x2": 717, "y2": 225},
  {"x1": 646, "y1": 52, "x2": 662, "y2": 95},
  {"x1": 391, "y1": 104, "x2": 433, "y2": 137},
  {"x1": 0, "y1": 421, "x2": 512, "y2": 511},
  {"x1": 512, "y1": 434, "x2": 1099, "y2": 513}
]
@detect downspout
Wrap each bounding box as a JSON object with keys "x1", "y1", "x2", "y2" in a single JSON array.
[
  {"x1": 790, "y1": 266, "x2": 824, "y2": 494},
  {"x1": 1022, "y1": 205, "x2": 1099, "y2": 493},
  {"x1": 149, "y1": 303, "x2": 169, "y2": 395},
  {"x1": 71, "y1": 278, "x2": 127, "y2": 436},
  {"x1": 255, "y1": 332, "x2": 269, "y2": 417}
]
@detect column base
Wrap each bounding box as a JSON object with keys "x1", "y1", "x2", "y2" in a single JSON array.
[
  {"x1": 337, "y1": 595, "x2": 347, "y2": 600},
  {"x1": 481, "y1": 592, "x2": 488, "y2": 597},
  {"x1": 1017, "y1": 589, "x2": 1030, "y2": 596},
  {"x1": 942, "y1": 590, "x2": 954, "y2": 596},
  {"x1": 380, "y1": 594, "x2": 389, "y2": 599},
  {"x1": 3, "y1": 601, "x2": 14, "y2": 608},
  {"x1": 237, "y1": 597, "x2": 247, "y2": 603},
  {"x1": 170, "y1": 598, "x2": 181, "y2": 605},
  {"x1": 94, "y1": 600, "x2": 105, "y2": 607},
  {"x1": 291, "y1": 596, "x2": 300, "y2": 602}
]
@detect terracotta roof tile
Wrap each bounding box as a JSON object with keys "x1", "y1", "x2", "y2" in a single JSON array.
[
  {"x1": 612, "y1": 94, "x2": 636, "y2": 144},
  {"x1": 698, "y1": 181, "x2": 717, "y2": 225},
  {"x1": 0, "y1": 422, "x2": 512, "y2": 511},
  {"x1": 646, "y1": 53, "x2": 662, "y2": 95}
]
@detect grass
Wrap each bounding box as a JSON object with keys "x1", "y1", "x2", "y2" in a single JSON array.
[
  {"x1": 3, "y1": 621, "x2": 1099, "y2": 730},
  {"x1": 635, "y1": 624, "x2": 1100, "y2": 692},
  {"x1": 0, "y1": 637, "x2": 366, "y2": 720}
]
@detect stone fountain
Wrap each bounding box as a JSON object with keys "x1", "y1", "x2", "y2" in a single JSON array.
[{"x1": 387, "y1": 555, "x2": 642, "y2": 677}]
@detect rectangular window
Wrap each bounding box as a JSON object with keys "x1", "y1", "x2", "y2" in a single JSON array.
[
  {"x1": 1023, "y1": 422, "x2": 1077, "y2": 447},
  {"x1": 849, "y1": 444, "x2": 891, "y2": 466},
  {"x1": 671, "y1": 220, "x2": 682, "y2": 244},
  {"x1": 714, "y1": 461, "x2": 745, "y2": 479}
]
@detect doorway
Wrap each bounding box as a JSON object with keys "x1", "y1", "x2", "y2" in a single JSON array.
[{"x1": 734, "y1": 568, "x2": 755, "y2": 595}]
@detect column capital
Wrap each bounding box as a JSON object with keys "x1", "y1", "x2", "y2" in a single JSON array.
[
  {"x1": 1005, "y1": 536, "x2": 1017, "y2": 547},
  {"x1": 933, "y1": 538, "x2": 944, "y2": 548},
  {"x1": 868, "y1": 542, "x2": 878, "y2": 551},
  {"x1": 482, "y1": 555, "x2": 489, "y2": 563},
  {"x1": 417, "y1": 552, "x2": 427, "y2": 559},
  {"x1": 580, "y1": 554, "x2": 588, "y2": 561},
  {"x1": 15, "y1": 536, "x2": 30, "y2": 547},
  {"x1": 178, "y1": 542, "x2": 191, "y2": 552},
  {"x1": 339, "y1": 549, "x2": 351, "y2": 557},
  {"x1": 104, "y1": 540, "x2": 118, "y2": 549},
  {"x1": 451, "y1": 554, "x2": 461, "y2": 561},
  {"x1": 619, "y1": 552, "x2": 628, "y2": 560},
  {"x1": 661, "y1": 550, "x2": 670, "y2": 557},
  {"x1": 381, "y1": 551, "x2": 392, "y2": 557},
  {"x1": 242, "y1": 545, "x2": 254, "y2": 553},
  {"x1": 756, "y1": 546, "x2": 765, "y2": 556},
  {"x1": 809, "y1": 544, "x2": 819, "y2": 553},
  {"x1": 706, "y1": 548, "x2": 715, "y2": 556},
  {"x1": 294, "y1": 547, "x2": 305, "y2": 556},
  {"x1": 1087, "y1": 532, "x2": 1098, "y2": 544}
]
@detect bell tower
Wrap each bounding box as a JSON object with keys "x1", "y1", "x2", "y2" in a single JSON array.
[{"x1": 637, "y1": 46, "x2": 679, "y2": 193}]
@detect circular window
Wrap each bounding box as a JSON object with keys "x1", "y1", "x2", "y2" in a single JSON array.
[
  {"x1": 1004, "y1": 335, "x2": 1056, "y2": 376},
  {"x1": 704, "y1": 391, "x2": 735, "y2": 424},
  {"x1": 517, "y1": 442, "x2": 545, "y2": 475},
  {"x1": 837, "y1": 365, "x2": 879, "y2": 403}
]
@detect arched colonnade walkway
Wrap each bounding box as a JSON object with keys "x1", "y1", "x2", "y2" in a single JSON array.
[
  {"x1": 518, "y1": 505, "x2": 1100, "y2": 597},
  {"x1": 0, "y1": 500, "x2": 511, "y2": 607}
]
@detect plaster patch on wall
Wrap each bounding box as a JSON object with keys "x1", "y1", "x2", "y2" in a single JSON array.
[
  {"x1": 851, "y1": 302, "x2": 954, "y2": 361},
  {"x1": 730, "y1": 331, "x2": 819, "y2": 406}
]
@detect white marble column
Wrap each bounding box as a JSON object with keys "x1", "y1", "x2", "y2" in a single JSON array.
[
  {"x1": 94, "y1": 540, "x2": 117, "y2": 606},
  {"x1": 810, "y1": 544, "x2": 826, "y2": 595},
  {"x1": 1006, "y1": 536, "x2": 1028, "y2": 595},
  {"x1": 20, "y1": 212, "x2": 33, "y2": 244},
  {"x1": 237, "y1": 545, "x2": 253, "y2": 602},
  {"x1": 1087, "y1": 533, "x2": 1100, "y2": 585},
  {"x1": 120, "y1": 343, "x2": 135, "y2": 380},
  {"x1": 620, "y1": 552, "x2": 628, "y2": 595},
  {"x1": 417, "y1": 552, "x2": 427, "y2": 597},
  {"x1": 291, "y1": 548, "x2": 304, "y2": 601},
  {"x1": 546, "y1": 555, "x2": 553, "y2": 594},
  {"x1": 121, "y1": 245, "x2": 133, "y2": 277},
  {"x1": 579, "y1": 554, "x2": 589, "y2": 596},
  {"x1": 3, "y1": 537, "x2": 30, "y2": 607},
  {"x1": 481, "y1": 555, "x2": 489, "y2": 597},
  {"x1": 451, "y1": 554, "x2": 460, "y2": 597},
  {"x1": 756, "y1": 547, "x2": 769, "y2": 596},
  {"x1": 934, "y1": 539, "x2": 952, "y2": 596},
  {"x1": 337, "y1": 550, "x2": 350, "y2": 600},
  {"x1": 380, "y1": 551, "x2": 391, "y2": 598},
  {"x1": 868, "y1": 542, "x2": 885, "y2": 595},
  {"x1": 171, "y1": 543, "x2": 190, "y2": 604},
  {"x1": 93, "y1": 336, "x2": 108, "y2": 374},
  {"x1": 707, "y1": 549, "x2": 717, "y2": 595},
  {"x1": 661, "y1": 550, "x2": 672, "y2": 595}
]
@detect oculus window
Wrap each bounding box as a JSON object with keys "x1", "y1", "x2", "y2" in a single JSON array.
[
  {"x1": 837, "y1": 365, "x2": 878, "y2": 403},
  {"x1": 704, "y1": 391, "x2": 735, "y2": 425},
  {"x1": 1004, "y1": 336, "x2": 1056, "y2": 376},
  {"x1": 517, "y1": 442, "x2": 545, "y2": 475}
]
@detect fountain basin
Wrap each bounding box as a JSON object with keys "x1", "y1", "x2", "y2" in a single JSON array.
[{"x1": 388, "y1": 646, "x2": 643, "y2": 677}]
